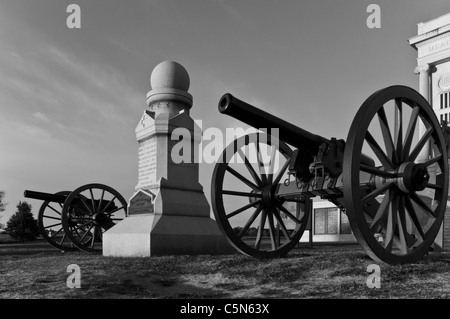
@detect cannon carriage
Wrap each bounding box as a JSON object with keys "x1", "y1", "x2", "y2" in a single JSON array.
[
  {"x1": 211, "y1": 86, "x2": 449, "y2": 265},
  {"x1": 24, "y1": 183, "x2": 127, "y2": 252}
]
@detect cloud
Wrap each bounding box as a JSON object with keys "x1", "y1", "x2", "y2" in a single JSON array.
[
  {"x1": 33, "y1": 112, "x2": 51, "y2": 122},
  {"x1": 0, "y1": 41, "x2": 143, "y2": 149},
  {"x1": 213, "y1": 0, "x2": 259, "y2": 32},
  {"x1": 17, "y1": 123, "x2": 53, "y2": 140}
]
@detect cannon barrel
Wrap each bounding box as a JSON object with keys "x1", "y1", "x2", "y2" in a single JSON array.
[
  {"x1": 219, "y1": 93, "x2": 330, "y2": 153},
  {"x1": 24, "y1": 190, "x2": 67, "y2": 204}
]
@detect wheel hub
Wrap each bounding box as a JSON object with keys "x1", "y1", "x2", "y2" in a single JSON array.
[
  {"x1": 395, "y1": 162, "x2": 429, "y2": 193},
  {"x1": 249, "y1": 184, "x2": 282, "y2": 208},
  {"x1": 262, "y1": 185, "x2": 282, "y2": 208},
  {"x1": 92, "y1": 212, "x2": 108, "y2": 226},
  {"x1": 370, "y1": 162, "x2": 430, "y2": 194}
]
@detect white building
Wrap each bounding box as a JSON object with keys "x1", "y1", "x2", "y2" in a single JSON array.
[
  {"x1": 296, "y1": 198, "x2": 355, "y2": 244},
  {"x1": 409, "y1": 12, "x2": 450, "y2": 250}
]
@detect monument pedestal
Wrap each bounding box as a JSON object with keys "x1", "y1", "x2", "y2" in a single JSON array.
[
  {"x1": 103, "y1": 177, "x2": 232, "y2": 256},
  {"x1": 103, "y1": 61, "x2": 233, "y2": 257},
  {"x1": 103, "y1": 214, "x2": 231, "y2": 257}
]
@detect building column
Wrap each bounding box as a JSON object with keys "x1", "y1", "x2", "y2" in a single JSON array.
[{"x1": 414, "y1": 64, "x2": 431, "y2": 162}]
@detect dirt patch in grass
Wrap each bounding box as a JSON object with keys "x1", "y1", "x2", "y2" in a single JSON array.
[{"x1": 1, "y1": 243, "x2": 450, "y2": 298}]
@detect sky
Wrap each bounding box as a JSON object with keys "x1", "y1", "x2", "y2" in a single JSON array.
[{"x1": 0, "y1": 0, "x2": 450, "y2": 223}]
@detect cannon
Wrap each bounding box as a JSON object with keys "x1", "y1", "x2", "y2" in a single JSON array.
[
  {"x1": 24, "y1": 183, "x2": 127, "y2": 252},
  {"x1": 211, "y1": 86, "x2": 449, "y2": 265}
]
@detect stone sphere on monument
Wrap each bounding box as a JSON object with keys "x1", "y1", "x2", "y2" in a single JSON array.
[{"x1": 150, "y1": 61, "x2": 190, "y2": 92}]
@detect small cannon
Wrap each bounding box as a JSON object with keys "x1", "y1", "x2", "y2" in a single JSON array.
[
  {"x1": 24, "y1": 183, "x2": 127, "y2": 252},
  {"x1": 211, "y1": 86, "x2": 449, "y2": 264}
]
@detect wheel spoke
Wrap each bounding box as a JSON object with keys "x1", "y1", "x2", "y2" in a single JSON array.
[
  {"x1": 227, "y1": 200, "x2": 262, "y2": 219},
  {"x1": 403, "y1": 106, "x2": 420, "y2": 159},
  {"x1": 79, "y1": 223, "x2": 94, "y2": 243},
  {"x1": 90, "y1": 226, "x2": 96, "y2": 248},
  {"x1": 47, "y1": 205, "x2": 62, "y2": 216},
  {"x1": 69, "y1": 216, "x2": 93, "y2": 221},
  {"x1": 394, "y1": 99, "x2": 403, "y2": 163},
  {"x1": 404, "y1": 195, "x2": 426, "y2": 241},
  {"x1": 89, "y1": 188, "x2": 96, "y2": 213},
  {"x1": 365, "y1": 131, "x2": 395, "y2": 170},
  {"x1": 254, "y1": 209, "x2": 268, "y2": 250},
  {"x1": 361, "y1": 182, "x2": 394, "y2": 206},
  {"x1": 79, "y1": 196, "x2": 94, "y2": 215},
  {"x1": 410, "y1": 192, "x2": 437, "y2": 218},
  {"x1": 408, "y1": 126, "x2": 433, "y2": 162},
  {"x1": 377, "y1": 106, "x2": 398, "y2": 164},
  {"x1": 59, "y1": 233, "x2": 68, "y2": 245},
  {"x1": 237, "y1": 205, "x2": 263, "y2": 239},
  {"x1": 226, "y1": 166, "x2": 259, "y2": 190},
  {"x1": 106, "y1": 206, "x2": 126, "y2": 216},
  {"x1": 43, "y1": 215, "x2": 62, "y2": 221},
  {"x1": 99, "y1": 195, "x2": 117, "y2": 215},
  {"x1": 267, "y1": 146, "x2": 277, "y2": 184},
  {"x1": 272, "y1": 157, "x2": 291, "y2": 186},
  {"x1": 384, "y1": 191, "x2": 399, "y2": 251},
  {"x1": 422, "y1": 154, "x2": 442, "y2": 168},
  {"x1": 98, "y1": 189, "x2": 105, "y2": 215},
  {"x1": 396, "y1": 195, "x2": 409, "y2": 255},
  {"x1": 360, "y1": 164, "x2": 396, "y2": 178},
  {"x1": 278, "y1": 205, "x2": 303, "y2": 224},
  {"x1": 369, "y1": 189, "x2": 391, "y2": 231},
  {"x1": 256, "y1": 137, "x2": 268, "y2": 184},
  {"x1": 44, "y1": 222, "x2": 62, "y2": 229},
  {"x1": 267, "y1": 211, "x2": 277, "y2": 250},
  {"x1": 425, "y1": 183, "x2": 443, "y2": 190},
  {"x1": 237, "y1": 148, "x2": 262, "y2": 187},
  {"x1": 50, "y1": 227, "x2": 63, "y2": 239},
  {"x1": 222, "y1": 190, "x2": 262, "y2": 198},
  {"x1": 273, "y1": 208, "x2": 291, "y2": 240}
]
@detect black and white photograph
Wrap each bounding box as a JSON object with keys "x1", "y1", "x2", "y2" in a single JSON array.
[{"x1": 1, "y1": 0, "x2": 450, "y2": 309}]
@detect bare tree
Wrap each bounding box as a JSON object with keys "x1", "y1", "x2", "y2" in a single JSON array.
[
  {"x1": 0, "y1": 191, "x2": 6, "y2": 230},
  {"x1": 0, "y1": 190, "x2": 6, "y2": 213}
]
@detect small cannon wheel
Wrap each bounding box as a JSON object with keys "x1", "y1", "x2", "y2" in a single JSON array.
[
  {"x1": 212, "y1": 132, "x2": 309, "y2": 258},
  {"x1": 61, "y1": 183, "x2": 128, "y2": 252},
  {"x1": 37, "y1": 191, "x2": 77, "y2": 251},
  {"x1": 344, "y1": 86, "x2": 449, "y2": 264}
]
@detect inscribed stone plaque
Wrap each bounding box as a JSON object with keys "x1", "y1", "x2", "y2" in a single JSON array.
[
  {"x1": 129, "y1": 191, "x2": 154, "y2": 215},
  {"x1": 314, "y1": 208, "x2": 326, "y2": 235},
  {"x1": 138, "y1": 138, "x2": 157, "y2": 188},
  {"x1": 327, "y1": 208, "x2": 338, "y2": 234}
]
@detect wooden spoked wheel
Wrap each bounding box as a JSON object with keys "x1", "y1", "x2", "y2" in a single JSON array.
[
  {"x1": 37, "y1": 191, "x2": 76, "y2": 251},
  {"x1": 344, "y1": 86, "x2": 448, "y2": 264},
  {"x1": 61, "y1": 184, "x2": 127, "y2": 252},
  {"x1": 212, "y1": 133, "x2": 309, "y2": 258}
]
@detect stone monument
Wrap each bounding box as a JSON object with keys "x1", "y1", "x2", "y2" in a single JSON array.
[
  {"x1": 103, "y1": 61, "x2": 232, "y2": 257},
  {"x1": 409, "y1": 12, "x2": 450, "y2": 250}
]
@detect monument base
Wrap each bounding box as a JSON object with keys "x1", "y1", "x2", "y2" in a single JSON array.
[{"x1": 103, "y1": 214, "x2": 234, "y2": 257}]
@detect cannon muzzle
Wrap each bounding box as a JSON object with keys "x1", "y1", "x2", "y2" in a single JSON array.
[
  {"x1": 24, "y1": 190, "x2": 67, "y2": 203},
  {"x1": 219, "y1": 93, "x2": 330, "y2": 153}
]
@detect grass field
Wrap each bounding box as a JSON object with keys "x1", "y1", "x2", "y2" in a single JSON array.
[{"x1": 1, "y1": 237, "x2": 450, "y2": 299}]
